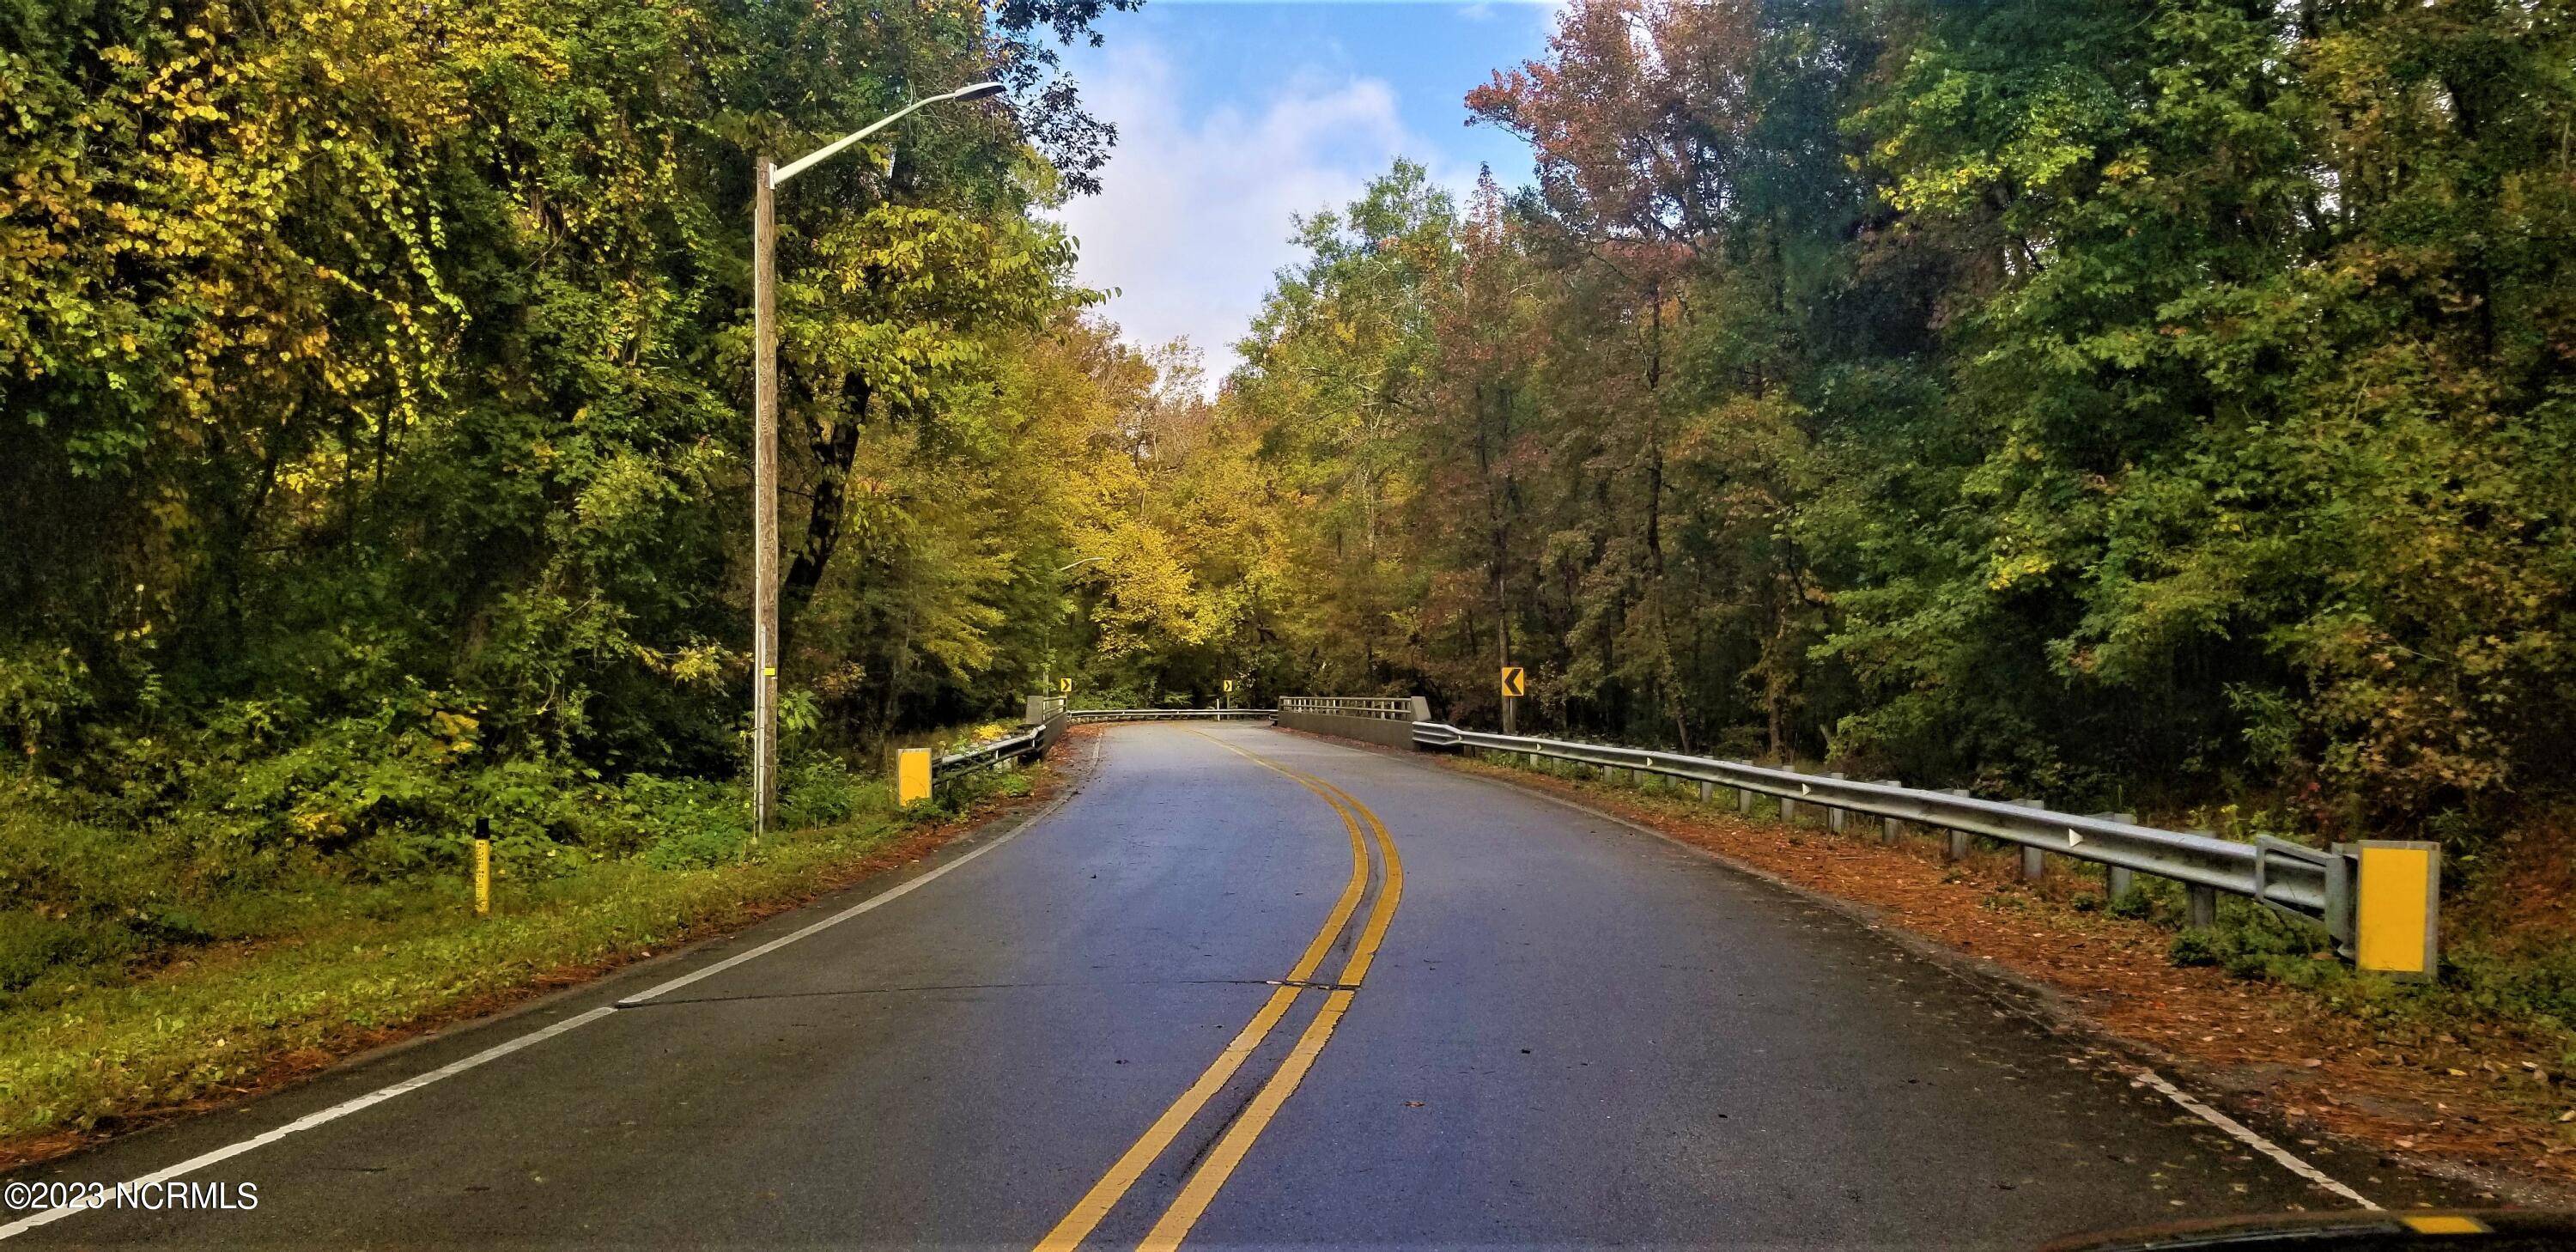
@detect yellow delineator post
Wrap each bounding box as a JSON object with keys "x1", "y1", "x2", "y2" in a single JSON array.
[
  {"x1": 896, "y1": 747, "x2": 933, "y2": 808},
  {"x1": 2354, "y1": 839, "x2": 2440, "y2": 979},
  {"x1": 471, "y1": 817, "x2": 492, "y2": 918}
]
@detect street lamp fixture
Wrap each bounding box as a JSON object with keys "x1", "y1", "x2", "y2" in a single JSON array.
[
  {"x1": 750, "y1": 80, "x2": 1008, "y2": 841},
  {"x1": 769, "y1": 82, "x2": 1006, "y2": 189}
]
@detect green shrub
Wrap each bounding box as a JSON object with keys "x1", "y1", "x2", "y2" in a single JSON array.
[
  {"x1": 779, "y1": 757, "x2": 871, "y2": 830},
  {"x1": 0, "y1": 644, "x2": 89, "y2": 763},
  {"x1": 2163, "y1": 901, "x2": 2336, "y2": 979},
  {"x1": 0, "y1": 911, "x2": 86, "y2": 993},
  {"x1": 641, "y1": 825, "x2": 750, "y2": 871},
  {"x1": 2167, "y1": 928, "x2": 2221, "y2": 967}
]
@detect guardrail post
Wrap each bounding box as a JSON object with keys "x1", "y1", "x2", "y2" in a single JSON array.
[
  {"x1": 2178, "y1": 829, "x2": 2220, "y2": 927},
  {"x1": 1877, "y1": 781, "x2": 1906, "y2": 845},
  {"x1": 1698, "y1": 780, "x2": 1713, "y2": 802},
  {"x1": 896, "y1": 747, "x2": 932, "y2": 807},
  {"x1": 1941, "y1": 789, "x2": 1971, "y2": 860},
  {"x1": 2011, "y1": 799, "x2": 2047, "y2": 880},
  {"x1": 2089, "y1": 812, "x2": 2136, "y2": 898},
  {"x1": 1779, "y1": 790, "x2": 1801, "y2": 826},
  {"x1": 1825, "y1": 774, "x2": 1848, "y2": 833},
  {"x1": 1735, "y1": 787, "x2": 1753, "y2": 816}
]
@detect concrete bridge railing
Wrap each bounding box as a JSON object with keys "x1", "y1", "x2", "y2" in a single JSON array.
[{"x1": 1277, "y1": 696, "x2": 1431, "y2": 749}]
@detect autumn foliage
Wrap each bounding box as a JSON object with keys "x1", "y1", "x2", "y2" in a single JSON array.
[{"x1": 1218, "y1": 0, "x2": 2576, "y2": 839}]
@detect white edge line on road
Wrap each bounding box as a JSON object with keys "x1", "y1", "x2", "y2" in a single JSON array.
[
  {"x1": 2131, "y1": 1067, "x2": 2377, "y2": 1208},
  {"x1": 0, "y1": 1005, "x2": 615, "y2": 1240},
  {"x1": 1, "y1": 735, "x2": 1102, "y2": 1243}
]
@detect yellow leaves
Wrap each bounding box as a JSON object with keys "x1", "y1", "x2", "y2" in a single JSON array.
[
  {"x1": 427, "y1": 711, "x2": 480, "y2": 758},
  {"x1": 1987, "y1": 550, "x2": 2056, "y2": 592}
]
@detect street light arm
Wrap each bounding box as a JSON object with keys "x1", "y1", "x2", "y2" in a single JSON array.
[{"x1": 769, "y1": 81, "x2": 1005, "y2": 189}]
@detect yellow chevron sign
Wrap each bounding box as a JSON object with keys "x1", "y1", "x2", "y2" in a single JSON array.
[{"x1": 1499, "y1": 666, "x2": 1526, "y2": 698}]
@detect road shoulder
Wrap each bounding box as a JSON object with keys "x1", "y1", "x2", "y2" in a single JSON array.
[
  {"x1": 0, "y1": 735, "x2": 1103, "y2": 1176},
  {"x1": 1271, "y1": 724, "x2": 2574, "y2": 1209}
]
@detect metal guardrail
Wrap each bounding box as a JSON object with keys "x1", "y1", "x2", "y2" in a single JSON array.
[
  {"x1": 931, "y1": 721, "x2": 1055, "y2": 782},
  {"x1": 897, "y1": 685, "x2": 2438, "y2": 975},
  {"x1": 1279, "y1": 696, "x2": 1417, "y2": 721},
  {"x1": 1413, "y1": 722, "x2": 2358, "y2": 950},
  {"x1": 1070, "y1": 708, "x2": 1276, "y2": 723}
]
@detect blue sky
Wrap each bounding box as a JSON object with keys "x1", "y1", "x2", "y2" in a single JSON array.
[{"x1": 1050, "y1": 1, "x2": 1559, "y2": 378}]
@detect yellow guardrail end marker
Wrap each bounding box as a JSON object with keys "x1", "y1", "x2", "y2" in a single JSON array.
[
  {"x1": 2354, "y1": 840, "x2": 2439, "y2": 978},
  {"x1": 896, "y1": 747, "x2": 933, "y2": 807}
]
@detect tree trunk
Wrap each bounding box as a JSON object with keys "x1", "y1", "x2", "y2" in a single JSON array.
[{"x1": 780, "y1": 381, "x2": 872, "y2": 650}]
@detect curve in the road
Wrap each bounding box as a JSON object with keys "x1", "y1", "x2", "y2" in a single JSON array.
[
  {"x1": 3, "y1": 723, "x2": 2476, "y2": 1249},
  {"x1": 1039, "y1": 732, "x2": 1404, "y2": 1252}
]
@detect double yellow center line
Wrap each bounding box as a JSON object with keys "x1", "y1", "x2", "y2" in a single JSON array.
[{"x1": 1033, "y1": 734, "x2": 1402, "y2": 1252}]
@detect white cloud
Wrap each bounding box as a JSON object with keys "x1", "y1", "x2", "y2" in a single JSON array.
[{"x1": 1051, "y1": 41, "x2": 1473, "y2": 389}]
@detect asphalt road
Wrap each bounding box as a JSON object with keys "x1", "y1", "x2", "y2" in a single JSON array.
[{"x1": 3, "y1": 723, "x2": 2465, "y2": 1249}]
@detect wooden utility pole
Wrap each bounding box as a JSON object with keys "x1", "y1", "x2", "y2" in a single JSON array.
[{"x1": 750, "y1": 155, "x2": 780, "y2": 840}]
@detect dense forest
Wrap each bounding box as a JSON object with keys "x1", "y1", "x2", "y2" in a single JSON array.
[
  {"x1": 0, "y1": 0, "x2": 1220, "y2": 884},
  {"x1": 1197, "y1": 0, "x2": 2576, "y2": 841},
  {"x1": 4, "y1": 0, "x2": 2573, "y2": 924}
]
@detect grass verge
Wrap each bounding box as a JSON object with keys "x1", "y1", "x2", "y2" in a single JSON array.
[{"x1": 0, "y1": 761, "x2": 1047, "y2": 1170}]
